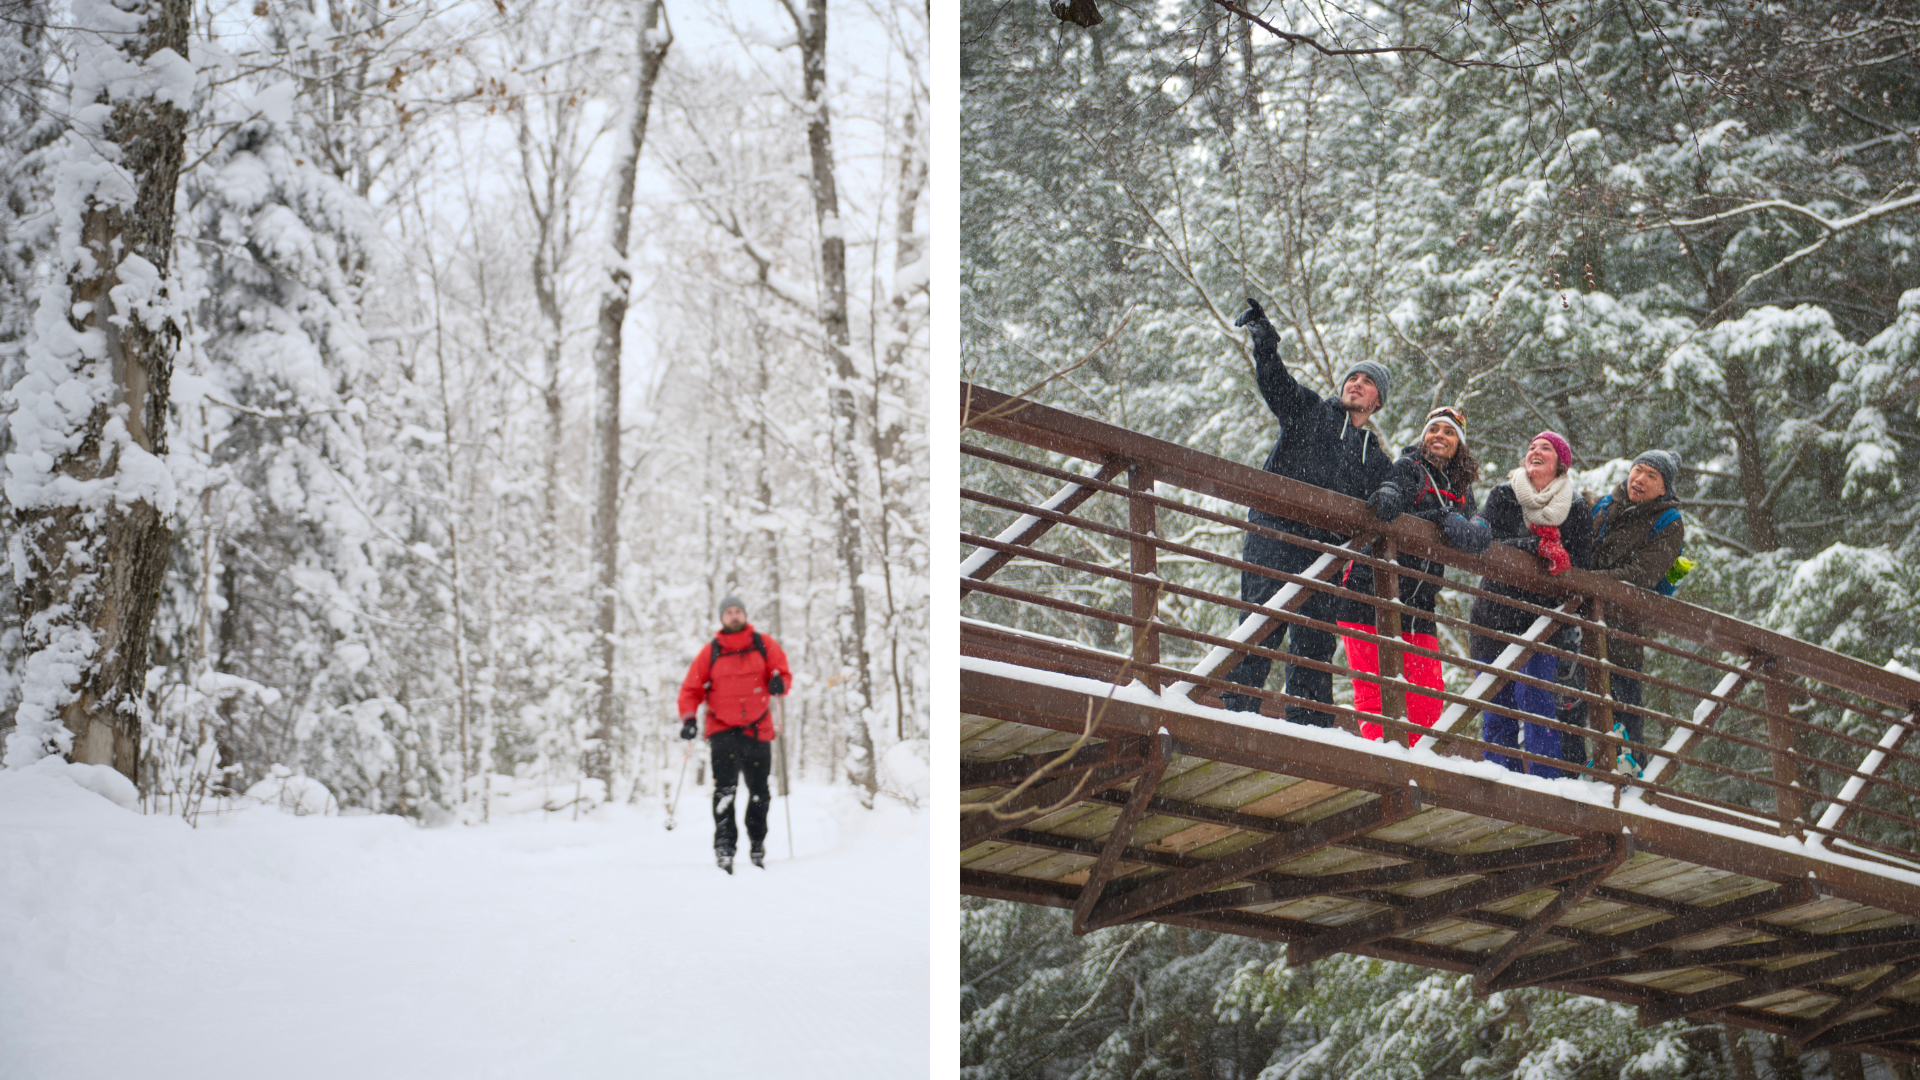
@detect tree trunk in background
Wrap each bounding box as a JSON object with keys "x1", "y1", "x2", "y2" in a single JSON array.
[
  {"x1": 585, "y1": 0, "x2": 670, "y2": 788},
  {"x1": 519, "y1": 106, "x2": 569, "y2": 528},
  {"x1": 785, "y1": 0, "x2": 877, "y2": 800},
  {"x1": 4, "y1": 0, "x2": 189, "y2": 781},
  {"x1": 876, "y1": 99, "x2": 927, "y2": 740}
]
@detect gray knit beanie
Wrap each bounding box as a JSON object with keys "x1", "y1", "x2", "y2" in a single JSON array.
[
  {"x1": 719, "y1": 594, "x2": 747, "y2": 618},
  {"x1": 1340, "y1": 360, "x2": 1393, "y2": 407},
  {"x1": 1634, "y1": 449, "x2": 1681, "y2": 494}
]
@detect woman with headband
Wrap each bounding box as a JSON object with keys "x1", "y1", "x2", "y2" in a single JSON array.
[{"x1": 1338, "y1": 406, "x2": 1491, "y2": 746}]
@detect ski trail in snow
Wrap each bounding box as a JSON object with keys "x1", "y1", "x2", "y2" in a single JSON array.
[{"x1": 0, "y1": 770, "x2": 927, "y2": 1080}]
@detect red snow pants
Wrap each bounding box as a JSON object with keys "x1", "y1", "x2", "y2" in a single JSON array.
[{"x1": 1337, "y1": 622, "x2": 1443, "y2": 746}]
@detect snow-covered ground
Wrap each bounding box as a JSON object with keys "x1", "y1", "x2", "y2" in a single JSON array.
[{"x1": 0, "y1": 761, "x2": 928, "y2": 1080}]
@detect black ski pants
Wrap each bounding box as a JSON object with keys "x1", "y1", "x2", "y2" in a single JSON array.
[
  {"x1": 709, "y1": 726, "x2": 771, "y2": 855},
  {"x1": 1222, "y1": 530, "x2": 1339, "y2": 727}
]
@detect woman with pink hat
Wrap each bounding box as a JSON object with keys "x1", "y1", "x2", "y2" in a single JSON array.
[{"x1": 1466, "y1": 431, "x2": 1594, "y2": 779}]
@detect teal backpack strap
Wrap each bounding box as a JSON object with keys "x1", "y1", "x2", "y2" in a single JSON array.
[
  {"x1": 1651, "y1": 508, "x2": 1689, "y2": 596},
  {"x1": 1591, "y1": 493, "x2": 1614, "y2": 544}
]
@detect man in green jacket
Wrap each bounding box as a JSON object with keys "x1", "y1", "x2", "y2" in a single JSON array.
[{"x1": 1583, "y1": 449, "x2": 1686, "y2": 774}]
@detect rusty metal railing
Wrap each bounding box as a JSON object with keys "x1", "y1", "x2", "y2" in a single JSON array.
[{"x1": 961, "y1": 383, "x2": 1920, "y2": 871}]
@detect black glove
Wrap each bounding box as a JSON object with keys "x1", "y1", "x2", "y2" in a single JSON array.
[
  {"x1": 679, "y1": 716, "x2": 698, "y2": 741},
  {"x1": 1367, "y1": 483, "x2": 1403, "y2": 521},
  {"x1": 1442, "y1": 513, "x2": 1492, "y2": 554},
  {"x1": 769, "y1": 673, "x2": 786, "y2": 697},
  {"x1": 1233, "y1": 297, "x2": 1267, "y2": 327},
  {"x1": 1501, "y1": 533, "x2": 1541, "y2": 555}
]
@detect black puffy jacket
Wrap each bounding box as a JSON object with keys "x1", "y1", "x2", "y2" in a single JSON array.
[
  {"x1": 1337, "y1": 445, "x2": 1479, "y2": 634},
  {"x1": 1244, "y1": 327, "x2": 1392, "y2": 546}
]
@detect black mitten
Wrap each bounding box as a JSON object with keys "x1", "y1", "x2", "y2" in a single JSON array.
[
  {"x1": 679, "y1": 716, "x2": 698, "y2": 741},
  {"x1": 1233, "y1": 297, "x2": 1267, "y2": 327},
  {"x1": 1443, "y1": 513, "x2": 1492, "y2": 554},
  {"x1": 1367, "y1": 483, "x2": 1403, "y2": 521},
  {"x1": 769, "y1": 674, "x2": 786, "y2": 697}
]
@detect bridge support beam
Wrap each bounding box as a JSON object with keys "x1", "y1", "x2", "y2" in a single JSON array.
[{"x1": 1084, "y1": 787, "x2": 1420, "y2": 931}]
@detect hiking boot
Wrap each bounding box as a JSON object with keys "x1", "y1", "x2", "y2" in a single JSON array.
[
  {"x1": 716, "y1": 850, "x2": 735, "y2": 875},
  {"x1": 750, "y1": 843, "x2": 766, "y2": 869},
  {"x1": 1611, "y1": 723, "x2": 1644, "y2": 779}
]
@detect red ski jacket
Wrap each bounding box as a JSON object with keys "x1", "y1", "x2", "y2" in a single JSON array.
[{"x1": 678, "y1": 623, "x2": 791, "y2": 741}]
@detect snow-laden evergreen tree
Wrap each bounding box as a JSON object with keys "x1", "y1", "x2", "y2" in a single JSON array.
[
  {"x1": 965, "y1": 901, "x2": 1772, "y2": 1080},
  {"x1": 149, "y1": 1, "x2": 439, "y2": 811},
  {"x1": 0, "y1": 0, "x2": 63, "y2": 747}
]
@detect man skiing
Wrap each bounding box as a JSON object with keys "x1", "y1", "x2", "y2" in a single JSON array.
[
  {"x1": 678, "y1": 595, "x2": 791, "y2": 873},
  {"x1": 1222, "y1": 297, "x2": 1394, "y2": 726}
]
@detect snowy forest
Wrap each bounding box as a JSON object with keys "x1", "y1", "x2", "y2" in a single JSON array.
[
  {"x1": 0, "y1": 0, "x2": 929, "y2": 816},
  {"x1": 962, "y1": 0, "x2": 1920, "y2": 1076}
]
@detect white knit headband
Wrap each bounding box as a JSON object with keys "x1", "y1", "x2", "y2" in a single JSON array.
[{"x1": 1423, "y1": 416, "x2": 1466, "y2": 446}]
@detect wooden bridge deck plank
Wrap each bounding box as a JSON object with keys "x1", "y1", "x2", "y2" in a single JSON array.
[{"x1": 961, "y1": 686, "x2": 1920, "y2": 1055}]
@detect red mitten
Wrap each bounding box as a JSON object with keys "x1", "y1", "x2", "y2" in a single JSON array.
[{"x1": 1532, "y1": 524, "x2": 1570, "y2": 575}]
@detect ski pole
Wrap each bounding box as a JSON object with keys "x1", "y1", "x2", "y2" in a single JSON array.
[
  {"x1": 664, "y1": 741, "x2": 691, "y2": 831},
  {"x1": 775, "y1": 698, "x2": 794, "y2": 859}
]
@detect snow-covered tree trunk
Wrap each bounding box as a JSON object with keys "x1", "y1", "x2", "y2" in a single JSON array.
[
  {"x1": 783, "y1": 0, "x2": 877, "y2": 799},
  {"x1": 3, "y1": 0, "x2": 191, "y2": 779},
  {"x1": 585, "y1": 0, "x2": 669, "y2": 788}
]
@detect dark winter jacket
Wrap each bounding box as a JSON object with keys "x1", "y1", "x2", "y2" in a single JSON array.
[
  {"x1": 1337, "y1": 444, "x2": 1480, "y2": 635},
  {"x1": 1244, "y1": 327, "x2": 1393, "y2": 547},
  {"x1": 1468, "y1": 479, "x2": 1595, "y2": 652},
  {"x1": 678, "y1": 623, "x2": 792, "y2": 741},
  {"x1": 1586, "y1": 484, "x2": 1686, "y2": 672}
]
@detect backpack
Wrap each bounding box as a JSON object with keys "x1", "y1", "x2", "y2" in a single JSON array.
[
  {"x1": 1592, "y1": 494, "x2": 1691, "y2": 596},
  {"x1": 711, "y1": 632, "x2": 767, "y2": 667}
]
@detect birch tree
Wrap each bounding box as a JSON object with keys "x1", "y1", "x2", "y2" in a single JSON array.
[
  {"x1": 585, "y1": 0, "x2": 670, "y2": 788},
  {"x1": 781, "y1": 0, "x2": 878, "y2": 799}
]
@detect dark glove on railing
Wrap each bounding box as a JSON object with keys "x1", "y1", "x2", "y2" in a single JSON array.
[
  {"x1": 769, "y1": 674, "x2": 785, "y2": 697},
  {"x1": 1366, "y1": 483, "x2": 1403, "y2": 521},
  {"x1": 679, "y1": 717, "x2": 698, "y2": 741},
  {"x1": 1442, "y1": 513, "x2": 1492, "y2": 554},
  {"x1": 1501, "y1": 533, "x2": 1541, "y2": 555}
]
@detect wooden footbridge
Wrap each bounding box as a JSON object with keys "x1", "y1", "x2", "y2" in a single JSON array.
[{"x1": 960, "y1": 383, "x2": 1920, "y2": 1060}]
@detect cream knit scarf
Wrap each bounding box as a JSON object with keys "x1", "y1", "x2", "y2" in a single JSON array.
[{"x1": 1508, "y1": 466, "x2": 1573, "y2": 527}]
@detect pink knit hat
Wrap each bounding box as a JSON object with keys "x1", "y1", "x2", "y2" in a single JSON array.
[{"x1": 1530, "y1": 430, "x2": 1572, "y2": 470}]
